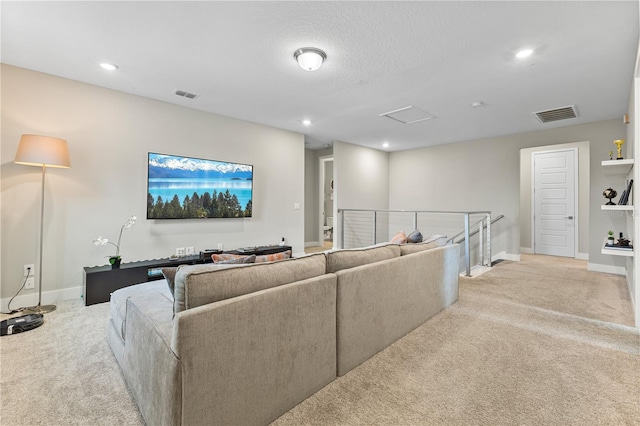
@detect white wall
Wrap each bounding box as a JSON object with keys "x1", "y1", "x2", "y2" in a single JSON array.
[
  {"x1": 389, "y1": 119, "x2": 627, "y2": 265},
  {"x1": 333, "y1": 141, "x2": 389, "y2": 248},
  {"x1": 1, "y1": 65, "x2": 305, "y2": 304}
]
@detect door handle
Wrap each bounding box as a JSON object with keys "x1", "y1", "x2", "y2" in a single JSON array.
[{"x1": 565, "y1": 216, "x2": 574, "y2": 220}]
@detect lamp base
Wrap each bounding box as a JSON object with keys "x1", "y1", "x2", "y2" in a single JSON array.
[{"x1": 23, "y1": 304, "x2": 56, "y2": 315}]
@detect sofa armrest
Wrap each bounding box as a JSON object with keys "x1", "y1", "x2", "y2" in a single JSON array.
[
  {"x1": 336, "y1": 244, "x2": 460, "y2": 376},
  {"x1": 122, "y1": 292, "x2": 182, "y2": 426}
]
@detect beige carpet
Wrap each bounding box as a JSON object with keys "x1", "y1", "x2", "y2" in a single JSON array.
[{"x1": 1, "y1": 254, "x2": 638, "y2": 425}]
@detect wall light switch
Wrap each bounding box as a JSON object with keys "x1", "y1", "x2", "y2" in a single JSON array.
[
  {"x1": 186, "y1": 246, "x2": 195, "y2": 255},
  {"x1": 176, "y1": 247, "x2": 185, "y2": 257}
]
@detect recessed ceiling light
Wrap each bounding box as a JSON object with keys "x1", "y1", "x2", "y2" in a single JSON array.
[
  {"x1": 516, "y1": 49, "x2": 533, "y2": 59},
  {"x1": 302, "y1": 119, "x2": 311, "y2": 126},
  {"x1": 382, "y1": 142, "x2": 390, "y2": 148},
  {"x1": 470, "y1": 101, "x2": 485, "y2": 108},
  {"x1": 100, "y1": 63, "x2": 119, "y2": 71},
  {"x1": 294, "y1": 47, "x2": 327, "y2": 71}
]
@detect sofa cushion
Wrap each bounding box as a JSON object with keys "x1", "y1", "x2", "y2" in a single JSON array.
[
  {"x1": 326, "y1": 244, "x2": 401, "y2": 274},
  {"x1": 173, "y1": 253, "x2": 327, "y2": 313},
  {"x1": 110, "y1": 280, "x2": 173, "y2": 341},
  {"x1": 400, "y1": 234, "x2": 448, "y2": 255}
]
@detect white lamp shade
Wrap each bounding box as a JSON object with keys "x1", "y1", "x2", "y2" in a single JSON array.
[{"x1": 15, "y1": 134, "x2": 71, "y2": 168}]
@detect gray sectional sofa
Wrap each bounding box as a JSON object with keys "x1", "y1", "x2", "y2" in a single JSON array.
[{"x1": 107, "y1": 238, "x2": 459, "y2": 425}]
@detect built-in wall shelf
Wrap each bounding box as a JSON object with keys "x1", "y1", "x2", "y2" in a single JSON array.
[
  {"x1": 601, "y1": 205, "x2": 634, "y2": 211},
  {"x1": 601, "y1": 238, "x2": 634, "y2": 257},
  {"x1": 601, "y1": 159, "x2": 634, "y2": 174},
  {"x1": 601, "y1": 158, "x2": 634, "y2": 166}
]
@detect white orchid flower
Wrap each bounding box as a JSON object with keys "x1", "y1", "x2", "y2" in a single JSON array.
[{"x1": 93, "y1": 214, "x2": 137, "y2": 259}]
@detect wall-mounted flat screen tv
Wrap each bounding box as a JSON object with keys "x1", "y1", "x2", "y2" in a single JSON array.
[{"x1": 147, "y1": 152, "x2": 253, "y2": 219}]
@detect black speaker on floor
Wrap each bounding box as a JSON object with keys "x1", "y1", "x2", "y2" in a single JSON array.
[{"x1": 1, "y1": 313, "x2": 44, "y2": 336}]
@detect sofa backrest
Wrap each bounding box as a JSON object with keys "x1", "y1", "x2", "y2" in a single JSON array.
[
  {"x1": 326, "y1": 244, "x2": 401, "y2": 274},
  {"x1": 399, "y1": 234, "x2": 448, "y2": 255},
  {"x1": 173, "y1": 253, "x2": 327, "y2": 313}
]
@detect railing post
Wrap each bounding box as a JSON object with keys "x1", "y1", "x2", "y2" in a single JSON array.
[
  {"x1": 478, "y1": 217, "x2": 484, "y2": 268},
  {"x1": 413, "y1": 212, "x2": 418, "y2": 231},
  {"x1": 340, "y1": 210, "x2": 345, "y2": 249},
  {"x1": 486, "y1": 212, "x2": 491, "y2": 267},
  {"x1": 373, "y1": 210, "x2": 377, "y2": 245},
  {"x1": 464, "y1": 213, "x2": 471, "y2": 277}
]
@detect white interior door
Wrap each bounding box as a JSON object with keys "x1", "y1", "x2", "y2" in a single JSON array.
[{"x1": 533, "y1": 149, "x2": 576, "y2": 257}]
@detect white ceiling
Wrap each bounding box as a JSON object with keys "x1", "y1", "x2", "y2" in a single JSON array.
[{"x1": 2, "y1": 1, "x2": 638, "y2": 151}]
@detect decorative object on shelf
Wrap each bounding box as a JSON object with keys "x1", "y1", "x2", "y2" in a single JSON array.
[
  {"x1": 623, "y1": 114, "x2": 630, "y2": 124},
  {"x1": 608, "y1": 230, "x2": 614, "y2": 242},
  {"x1": 14, "y1": 134, "x2": 72, "y2": 315},
  {"x1": 620, "y1": 179, "x2": 634, "y2": 205},
  {"x1": 614, "y1": 139, "x2": 625, "y2": 160},
  {"x1": 609, "y1": 150, "x2": 613, "y2": 160},
  {"x1": 93, "y1": 215, "x2": 137, "y2": 268},
  {"x1": 603, "y1": 187, "x2": 617, "y2": 205}
]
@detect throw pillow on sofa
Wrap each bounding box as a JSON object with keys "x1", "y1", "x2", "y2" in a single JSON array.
[
  {"x1": 162, "y1": 267, "x2": 179, "y2": 295},
  {"x1": 217, "y1": 254, "x2": 257, "y2": 264},
  {"x1": 212, "y1": 253, "x2": 254, "y2": 263},
  {"x1": 406, "y1": 229, "x2": 423, "y2": 243},
  {"x1": 255, "y1": 250, "x2": 291, "y2": 263},
  {"x1": 390, "y1": 231, "x2": 407, "y2": 244}
]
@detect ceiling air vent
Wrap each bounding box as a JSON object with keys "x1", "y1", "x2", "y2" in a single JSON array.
[
  {"x1": 174, "y1": 89, "x2": 199, "y2": 100},
  {"x1": 533, "y1": 105, "x2": 578, "y2": 123},
  {"x1": 380, "y1": 106, "x2": 435, "y2": 124}
]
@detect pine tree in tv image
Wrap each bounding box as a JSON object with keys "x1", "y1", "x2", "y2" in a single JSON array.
[{"x1": 147, "y1": 153, "x2": 253, "y2": 219}]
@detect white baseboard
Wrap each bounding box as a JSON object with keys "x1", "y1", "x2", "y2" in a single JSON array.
[
  {"x1": 493, "y1": 251, "x2": 520, "y2": 262},
  {"x1": 1, "y1": 286, "x2": 83, "y2": 313},
  {"x1": 304, "y1": 241, "x2": 321, "y2": 248},
  {"x1": 520, "y1": 248, "x2": 588, "y2": 261},
  {"x1": 587, "y1": 263, "x2": 626, "y2": 276}
]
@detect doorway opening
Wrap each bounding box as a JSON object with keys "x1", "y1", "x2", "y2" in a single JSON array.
[{"x1": 319, "y1": 156, "x2": 333, "y2": 250}]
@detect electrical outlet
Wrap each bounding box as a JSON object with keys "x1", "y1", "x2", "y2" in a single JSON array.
[
  {"x1": 217, "y1": 243, "x2": 224, "y2": 250},
  {"x1": 185, "y1": 246, "x2": 195, "y2": 255},
  {"x1": 25, "y1": 277, "x2": 35, "y2": 289},
  {"x1": 24, "y1": 264, "x2": 35, "y2": 277},
  {"x1": 176, "y1": 247, "x2": 185, "y2": 257}
]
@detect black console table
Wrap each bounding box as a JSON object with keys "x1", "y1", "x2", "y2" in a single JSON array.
[{"x1": 83, "y1": 245, "x2": 292, "y2": 305}]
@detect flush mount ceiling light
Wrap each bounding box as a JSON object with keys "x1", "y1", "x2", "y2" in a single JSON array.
[
  {"x1": 516, "y1": 49, "x2": 533, "y2": 59},
  {"x1": 382, "y1": 142, "x2": 390, "y2": 148},
  {"x1": 294, "y1": 47, "x2": 326, "y2": 71},
  {"x1": 302, "y1": 119, "x2": 312, "y2": 126},
  {"x1": 99, "y1": 63, "x2": 119, "y2": 71}
]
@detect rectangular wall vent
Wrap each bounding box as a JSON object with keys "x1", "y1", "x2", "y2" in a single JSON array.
[
  {"x1": 174, "y1": 90, "x2": 199, "y2": 100},
  {"x1": 380, "y1": 106, "x2": 435, "y2": 124},
  {"x1": 533, "y1": 105, "x2": 578, "y2": 123}
]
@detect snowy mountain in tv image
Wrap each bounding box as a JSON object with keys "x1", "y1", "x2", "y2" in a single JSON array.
[{"x1": 148, "y1": 153, "x2": 252, "y2": 180}]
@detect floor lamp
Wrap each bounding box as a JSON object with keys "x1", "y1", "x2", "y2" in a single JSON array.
[{"x1": 14, "y1": 134, "x2": 71, "y2": 314}]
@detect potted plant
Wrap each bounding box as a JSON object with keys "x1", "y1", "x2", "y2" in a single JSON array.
[
  {"x1": 93, "y1": 215, "x2": 137, "y2": 268},
  {"x1": 607, "y1": 230, "x2": 615, "y2": 243}
]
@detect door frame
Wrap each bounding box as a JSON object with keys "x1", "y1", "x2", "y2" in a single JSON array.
[
  {"x1": 531, "y1": 147, "x2": 579, "y2": 257},
  {"x1": 318, "y1": 155, "x2": 333, "y2": 246}
]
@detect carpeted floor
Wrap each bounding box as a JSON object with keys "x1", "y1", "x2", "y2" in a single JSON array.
[{"x1": 1, "y1": 254, "x2": 638, "y2": 425}]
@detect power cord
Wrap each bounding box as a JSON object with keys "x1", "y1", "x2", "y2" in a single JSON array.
[{"x1": 2, "y1": 267, "x2": 30, "y2": 315}]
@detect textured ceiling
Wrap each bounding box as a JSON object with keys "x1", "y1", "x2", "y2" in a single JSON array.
[{"x1": 2, "y1": 1, "x2": 638, "y2": 151}]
